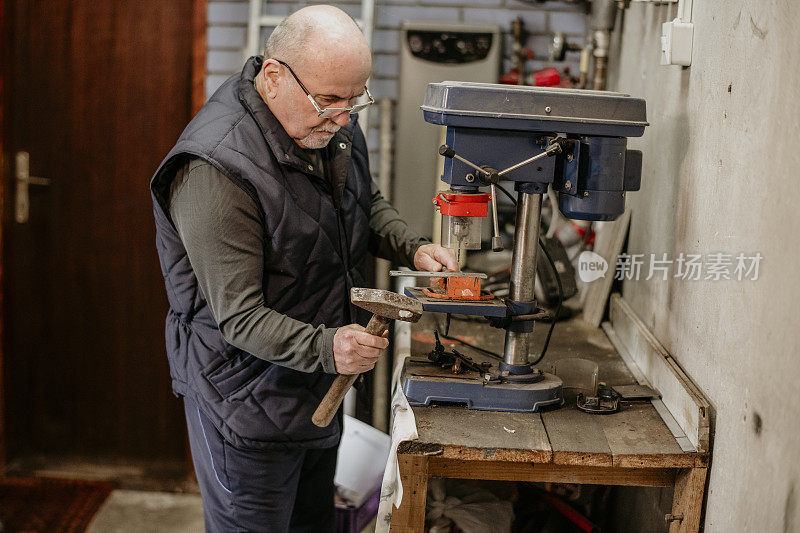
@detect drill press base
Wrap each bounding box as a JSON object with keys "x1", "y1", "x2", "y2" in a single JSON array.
[{"x1": 403, "y1": 359, "x2": 563, "y2": 413}]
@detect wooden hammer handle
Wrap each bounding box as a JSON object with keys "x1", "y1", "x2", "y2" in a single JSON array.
[{"x1": 312, "y1": 314, "x2": 391, "y2": 427}]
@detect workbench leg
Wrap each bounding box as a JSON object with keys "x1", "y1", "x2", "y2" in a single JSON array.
[
  {"x1": 389, "y1": 454, "x2": 429, "y2": 532},
  {"x1": 669, "y1": 467, "x2": 708, "y2": 532}
]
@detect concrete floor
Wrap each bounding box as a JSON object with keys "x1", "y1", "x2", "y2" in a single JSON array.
[
  {"x1": 85, "y1": 490, "x2": 377, "y2": 532},
  {"x1": 87, "y1": 490, "x2": 205, "y2": 533},
  {"x1": 6, "y1": 456, "x2": 376, "y2": 532}
]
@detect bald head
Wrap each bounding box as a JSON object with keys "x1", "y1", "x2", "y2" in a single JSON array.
[
  {"x1": 265, "y1": 6, "x2": 371, "y2": 76},
  {"x1": 257, "y1": 5, "x2": 372, "y2": 149}
]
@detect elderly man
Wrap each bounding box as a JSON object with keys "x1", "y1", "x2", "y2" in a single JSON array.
[{"x1": 150, "y1": 5, "x2": 454, "y2": 532}]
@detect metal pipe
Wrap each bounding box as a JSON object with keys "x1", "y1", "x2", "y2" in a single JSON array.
[
  {"x1": 578, "y1": 47, "x2": 591, "y2": 89},
  {"x1": 589, "y1": 0, "x2": 616, "y2": 92},
  {"x1": 677, "y1": 0, "x2": 693, "y2": 23},
  {"x1": 490, "y1": 184, "x2": 502, "y2": 251},
  {"x1": 592, "y1": 30, "x2": 610, "y2": 91},
  {"x1": 503, "y1": 193, "x2": 542, "y2": 366},
  {"x1": 593, "y1": 55, "x2": 608, "y2": 91},
  {"x1": 590, "y1": 0, "x2": 618, "y2": 32},
  {"x1": 358, "y1": 0, "x2": 376, "y2": 133},
  {"x1": 246, "y1": 0, "x2": 262, "y2": 56},
  {"x1": 372, "y1": 98, "x2": 393, "y2": 432}
]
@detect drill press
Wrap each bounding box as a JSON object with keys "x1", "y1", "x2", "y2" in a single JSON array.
[{"x1": 402, "y1": 81, "x2": 648, "y2": 412}]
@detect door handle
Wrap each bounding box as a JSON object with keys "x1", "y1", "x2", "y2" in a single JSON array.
[{"x1": 14, "y1": 151, "x2": 52, "y2": 223}]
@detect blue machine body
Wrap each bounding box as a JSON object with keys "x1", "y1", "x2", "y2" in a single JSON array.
[
  {"x1": 403, "y1": 363, "x2": 563, "y2": 412},
  {"x1": 421, "y1": 82, "x2": 648, "y2": 221},
  {"x1": 401, "y1": 82, "x2": 648, "y2": 414}
]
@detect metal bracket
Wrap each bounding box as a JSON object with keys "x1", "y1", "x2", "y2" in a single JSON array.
[{"x1": 576, "y1": 383, "x2": 621, "y2": 414}]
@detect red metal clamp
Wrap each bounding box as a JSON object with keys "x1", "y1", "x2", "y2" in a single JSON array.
[{"x1": 432, "y1": 191, "x2": 492, "y2": 218}]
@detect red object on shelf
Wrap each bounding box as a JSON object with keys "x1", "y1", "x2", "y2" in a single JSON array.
[
  {"x1": 532, "y1": 67, "x2": 561, "y2": 87},
  {"x1": 499, "y1": 68, "x2": 522, "y2": 85},
  {"x1": 432, "y1": 191, "x2": 491, "y2": 217},
  {"x1": 499, "y1": 67, "x2": 562, "y2": 87}
]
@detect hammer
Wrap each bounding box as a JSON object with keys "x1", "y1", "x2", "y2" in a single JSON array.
[{"x1": 312, "y1": 287, "x2": 424, "y2": 427}]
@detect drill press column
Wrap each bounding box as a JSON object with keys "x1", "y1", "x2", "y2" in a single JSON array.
[{"x1": 504, "y1": 192, "x2": 542, "y2": 367}]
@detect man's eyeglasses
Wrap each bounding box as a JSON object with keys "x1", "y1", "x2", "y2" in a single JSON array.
[{"x1": 273, "y1": 59, "x2": 374, "y2": 119}]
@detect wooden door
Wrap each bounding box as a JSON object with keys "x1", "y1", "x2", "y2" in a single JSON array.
[{"x1": 1, "y1": 0, "x2": 204, "y2": 462}]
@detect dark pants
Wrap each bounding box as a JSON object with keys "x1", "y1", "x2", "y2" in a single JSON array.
[{"x1": 183, "y1": 397, "x2": 338, "y2": 532}]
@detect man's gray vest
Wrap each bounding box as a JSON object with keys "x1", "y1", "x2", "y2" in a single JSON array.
[{"x1": 150, "y1": 57, "x2": 371, "y2": 450}]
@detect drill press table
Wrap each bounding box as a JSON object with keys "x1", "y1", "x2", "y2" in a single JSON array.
[{"x1": 388, "y1": 314, "x2": 709, "y2": 532}]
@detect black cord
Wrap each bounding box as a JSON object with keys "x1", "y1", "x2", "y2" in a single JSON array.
[
  {"x1": 531, "y1": 236, "x2": 563, "y2": 365},
  {"x1": 491, "y1": 182, "x2": 564, "y2": 365},
  {"x1": 439, "y1": 331, "x2": 504, "y2": 361},
  {"x1": 495, "y1": 183, "x2": 517, "y2": 205}
]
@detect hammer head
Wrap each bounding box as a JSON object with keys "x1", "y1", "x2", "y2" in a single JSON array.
[{"x1": 350, "y1": 288, "x2": 424, "y2": 323}]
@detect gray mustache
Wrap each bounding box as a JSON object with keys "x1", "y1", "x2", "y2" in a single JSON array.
[{"x1": 313, "y1": 125, "x2": 340, "y2": 134}]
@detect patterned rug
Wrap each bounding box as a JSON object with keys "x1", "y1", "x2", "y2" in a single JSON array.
[{"x1": 0, "y1": 477, "x2": 114, "y2": 532}]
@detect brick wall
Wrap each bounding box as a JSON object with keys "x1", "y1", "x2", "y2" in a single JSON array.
[{"x1": 206, "y1": 0, "x2": 586, "y2": 173}]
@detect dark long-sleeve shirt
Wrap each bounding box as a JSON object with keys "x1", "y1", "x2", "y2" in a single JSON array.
[{"x1": 168, "y1": 157, "x2": 427, "y2": 374}]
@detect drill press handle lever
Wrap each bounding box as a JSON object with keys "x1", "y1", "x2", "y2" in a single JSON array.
[
  {"x1": 439, "y1": 137, "x2": 565, "y2": 181},
  {"x1": 438, "y1": 145, "x2": 504, "y2": 251},
  {"x1": 437, "y1": 138, "x2": 566, "y2": 253}
]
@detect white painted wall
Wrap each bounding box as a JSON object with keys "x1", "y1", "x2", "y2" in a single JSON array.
[{"x1": 611, "y1": 1, "x2": 800, "y2": 530}]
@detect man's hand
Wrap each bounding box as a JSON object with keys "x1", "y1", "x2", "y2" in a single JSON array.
[
  {"x1": 413, "y1": 243, "x2": 458, "y2": 272},
  {"x1": 333, "y1": 324, "x2": 389, "y2": 375}
]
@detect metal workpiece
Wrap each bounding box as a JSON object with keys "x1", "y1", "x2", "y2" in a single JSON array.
[
  {"x1": 504, "y1": 193, "x2": 543, "y2": 366},
  {"x1": 389, "y1": 270, "x2": 487, "y2": 278},
  {"x1": 403, "y1": 286, "x2": 509, "y2": 317}
]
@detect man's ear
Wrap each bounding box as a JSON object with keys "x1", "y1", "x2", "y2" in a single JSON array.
[{"x1": 261, "y1": 60, "x2": 281, "y2": 99}]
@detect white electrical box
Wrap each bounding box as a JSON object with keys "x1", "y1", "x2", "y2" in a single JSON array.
[{"x1": 661, "y1": 18, "x2": 694, "y2": 66}]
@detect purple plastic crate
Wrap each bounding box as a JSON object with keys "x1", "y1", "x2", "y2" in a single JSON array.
[{"x1": 335, "y1": 486, "x2": 381, "y2": 533}]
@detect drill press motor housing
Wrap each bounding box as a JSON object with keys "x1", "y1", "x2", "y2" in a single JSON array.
[{"x1": 403, "y1": 81, "x2": 648, "y2": 413}]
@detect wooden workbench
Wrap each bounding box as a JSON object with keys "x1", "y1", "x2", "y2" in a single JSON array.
[{"x1": 389, "y1": 314, "x2": 709, "y2": 532}]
